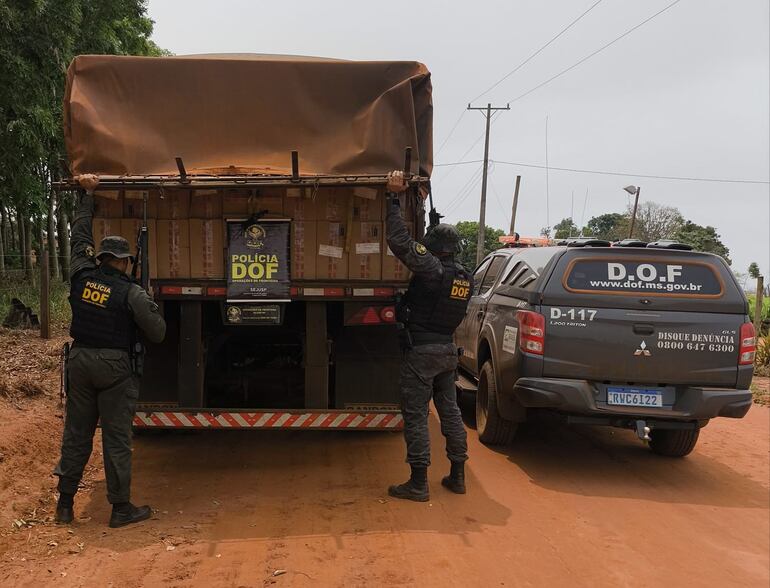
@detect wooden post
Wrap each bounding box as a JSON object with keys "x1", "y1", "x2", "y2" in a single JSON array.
[
  {"x1": 509, "y1": 175, "x2": 521, "y2": 236},
  {"x1": 755, "y1": 276, "x2": 765, "y2": 336},
  {"x1": 40, "y1": 247, "x2": 50, "y2": 339}
]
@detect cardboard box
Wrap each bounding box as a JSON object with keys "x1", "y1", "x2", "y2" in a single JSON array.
[
  {"x1": 156, "y1": 219, "x2": 190, "y2": 278},
  {"x1": 316, "y1": 188, "x2": 349, "y2": 221},
  {"x1": 382, "y1": 222, "x2": 413, "y2": 281},
  {"x1": 352, "y1": 187, "x2": 383, "y2": 221},
  {"x1": 290, "y1": 221, "x2": 317, "y2": 280},
  {"x1": 189, "y1": 219, "x2": 224, "y2": 278},
  {"x1": 349, "y1": 222, "x2": 382, "y2": 280},
  {"x1": 316, "y1": 221, "x2": 348, "y2": 279},
  {"x1": 123, "y1": 190, "x2": 159, "y2": 218},
  {"x1": 222, "y1": 189, "x2": 251, "y2": 216},
  {"x1": 93, "y1": 192, "x2": 123, "y2": 218},
  {"x1": 157, "y1": 190, "x2": 191, "y2": 219},
  {"x1": 189, "y1": 189, "x2": 223, "y2": 218},
  {"x1": 284, "y1": 187, "x2": 318, "y2": 221},
  {"x1": 119, "y1": 219, "x2": 158, "y2": 279},
  {"x1": 92, "y1": 218, "x2": 120, "y2": 246}
]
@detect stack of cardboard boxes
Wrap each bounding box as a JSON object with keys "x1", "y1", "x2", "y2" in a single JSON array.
[{"x1": 92, "y1": 186, "x2": 415, "y2": 281}]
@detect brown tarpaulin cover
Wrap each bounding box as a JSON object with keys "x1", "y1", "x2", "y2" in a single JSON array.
[{"x1": 63, "y1": 54, "x2": 433, "y2": 178}]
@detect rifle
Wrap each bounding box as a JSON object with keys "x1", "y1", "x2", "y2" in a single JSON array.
[
  {"x1": 131, "y1": 191, "x2": 150, "y2": 291},
  {"x1": 129, "y1": 192, "x2": 150, "y2": 376},
  {"x1": 427, "y1": 184, "x2": 443, "y2": 228}
]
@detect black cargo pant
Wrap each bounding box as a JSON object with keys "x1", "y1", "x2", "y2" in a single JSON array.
[
  {"x1": 400, "y1": 342, "x2": 468, "y2": 468},
  {"x1": 54, "y1": 347, "x2": 138, "y2": 504}
]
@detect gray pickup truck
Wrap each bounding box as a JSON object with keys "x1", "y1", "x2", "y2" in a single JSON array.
[{"x1": 455, "y1": 239, "x2": 756, "y2": 457}]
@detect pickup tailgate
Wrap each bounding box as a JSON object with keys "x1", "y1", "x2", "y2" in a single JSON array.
[
  {"x1": 540, "y1": 250, "x2": 748, "y2": 387},
  {"x1": 542, "y1": 306, "x2": 742, "y2": 386}
]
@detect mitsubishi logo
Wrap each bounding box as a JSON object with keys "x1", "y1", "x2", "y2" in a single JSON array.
[{"x1": 634, "y1": 340, "x2": 651, "y2": 357}]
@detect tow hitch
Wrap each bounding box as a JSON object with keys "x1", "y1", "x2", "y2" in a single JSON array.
[{"x1": 635, "y1": 420, "x2": 651, "y2": 441}]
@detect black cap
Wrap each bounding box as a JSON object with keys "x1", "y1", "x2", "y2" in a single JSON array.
[{"x1": 96, "y1": 236, "x2": 134, "y2": 262}]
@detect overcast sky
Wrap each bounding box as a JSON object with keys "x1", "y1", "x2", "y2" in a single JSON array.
[{"x1": 147, "y1": 0, "x2": 769, "y2": 279}]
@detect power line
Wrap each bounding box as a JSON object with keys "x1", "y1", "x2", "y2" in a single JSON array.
[
  {"x1": 438, "y1": 1, "x2": 606, "y2": 160},
  {"x1": 435, "y1": 110, "x2": 467, "y2": 157},
  {"x1": 433, "y1": 111, "x2": 504, "y2": 185},
  {"x1": 443, "y1": 164, "x2": 485, "y2": 216},
  {"x1": 490, "y1": 159, "x2": 770, "y2": 185},
  {"x1": 488, "y1": 166, "x2": 512, "y2": 230},
  {"x1": 469, "y1": 0, "x2": 607, "y2": 104},
  {"x1": 508, "y1": 0, "x2": 684, "y2": 105},
  {"x1": 433, "y1": 160, "x2": 484, "y2": 168}
]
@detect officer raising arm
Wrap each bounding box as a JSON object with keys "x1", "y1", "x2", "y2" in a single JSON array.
[
  {"x1": 385, "y1": 170, "x2": 473, "y2": 502},
  {"x1": 54, "y1": 175, "x2": 166, "y2": 528}
]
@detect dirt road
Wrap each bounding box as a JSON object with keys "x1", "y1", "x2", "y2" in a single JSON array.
[{"x1": 1, "y1": 378, "x2": 768, "y2": 588}]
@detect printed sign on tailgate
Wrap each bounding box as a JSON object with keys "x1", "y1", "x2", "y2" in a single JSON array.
[
  {"x1": 227, "y1": 220, "x2": 290, "y2": 301},
  {"x1": 564, "y1": 258, "x2": 723, "y2": 297}
]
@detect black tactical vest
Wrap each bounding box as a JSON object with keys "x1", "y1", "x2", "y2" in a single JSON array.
[
  {"x1": 69, "y1": 266, "x2": 133, "y2": 349},
  {"x1": 404, "y1": 258, "x2": 473, "y2": 341}
]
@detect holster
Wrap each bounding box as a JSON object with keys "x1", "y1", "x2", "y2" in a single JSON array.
[
  {"x1": 130, "y1": 341, "x2": 145, "y2": 377},
  {"x1": 396, "y1": 323, "x2": 413, "y2": 352}
]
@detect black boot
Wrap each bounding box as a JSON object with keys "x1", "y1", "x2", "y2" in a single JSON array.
[
  {"x1": 441, "y1": 461, "x2": 466, "y2": 494},
  {"x1": 109, "y1": 502, "x2": 152, "y2": 528},
  {"x1": 55, "y1": 493, "x2": 74, "y2": 524},
  {"x1": 388, "y1": 466, "x2": 429, "y2": 502}
]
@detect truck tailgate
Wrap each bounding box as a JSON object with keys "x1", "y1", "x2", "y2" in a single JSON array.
[{"x1": 542, "y1": 306, "x2": 742, "y2": 387}]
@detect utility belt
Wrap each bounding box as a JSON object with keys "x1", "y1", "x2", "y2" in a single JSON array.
[
  {"x1": 396, "y1": 324, "x2": 453, "y2": 350},
  {"x1": 68, "y1": 340, "x2": 145, "y2": 377}
]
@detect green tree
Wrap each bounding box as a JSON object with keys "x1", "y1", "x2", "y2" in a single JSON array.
[
  {"x1": 553, "y1": 217, "x2": 579, "y2": 239},
  {"x1": 748, "y1": 262, "x2": 761, "y2": 279},
  {"x1": 583, "y1": 213, "x2": 628, "y2": 241},
  {"x1": 631, "y1": 201, "x2": 684, "y2": 242},
  {"x1": 673, "y1": 221, "x2": 731, "y2": 264},
  {"x1": 0, "y1": 0, "x2": 166, "y2": 282},
  {"x1": 455, "y1": 221, "x2": 505, "y2": 271}
]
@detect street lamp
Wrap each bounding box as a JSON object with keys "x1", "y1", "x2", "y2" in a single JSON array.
[{"x1": 624, "y1": 185, "x2": 641, "y2": 238}]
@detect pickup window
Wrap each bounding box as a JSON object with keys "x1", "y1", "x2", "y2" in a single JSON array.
[
  {"x1": 478, "y1": 256, "x2": 507, "y2": 296},
  {"x1": 563, "y1": 257, "x2": 724, "y2": 298}
]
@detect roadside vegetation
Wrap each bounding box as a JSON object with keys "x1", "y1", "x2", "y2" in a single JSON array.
[{"x1": 0, "y1": 1, "x2": 165, "y2": 297}]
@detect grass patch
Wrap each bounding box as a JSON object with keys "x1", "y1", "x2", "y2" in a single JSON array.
[
  {"x1": 751, "y1": 380, "x2": 769, "y2": 407},
  {"x1": 0, "y1": 273, "x2": 71, "y2": 328}
]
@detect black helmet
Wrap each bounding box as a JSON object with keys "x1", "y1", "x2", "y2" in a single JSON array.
[{"x1": 423, "y1": 223, "x2": 461, "y2": 255}]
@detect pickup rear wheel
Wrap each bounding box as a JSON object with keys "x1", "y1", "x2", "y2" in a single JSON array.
[
  {"x1": 476, "y1": 360, "x2": 517, "y2": 445},
  {"x1": 649, "y1": 428, "x2": 700, "y2": 457}
]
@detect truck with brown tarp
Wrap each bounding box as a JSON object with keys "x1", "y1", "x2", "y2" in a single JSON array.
[{"x1": 57, "y1": 54, "x2": 433, "y2": 431}]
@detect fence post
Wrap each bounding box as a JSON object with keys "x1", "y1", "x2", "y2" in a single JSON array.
[
  {"x1": 40, "y1": 247, "x2": 50, "y2": 339},
  {"x1": 754, "y1": 276, "x2": 765, "y2": 336}
]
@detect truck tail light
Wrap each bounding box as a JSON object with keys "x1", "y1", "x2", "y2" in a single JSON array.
[
  {"x1": 380, "y1": 306, "x2": 396, "y2": 323},
  {"x1": 739, "y1": 322, "x2": 756, "y2": 365},
  {"x1": 345, "y1": 306, "x2": 396, "y2": 326},
  {"x1": 517, "y1": 310, "x2": 545, "y2": 355}
]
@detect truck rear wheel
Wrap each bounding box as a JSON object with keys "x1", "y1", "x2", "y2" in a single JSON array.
[
  {"x1": 476, "y1": 361, "x2": 517, "y2": 445},
  {"x1": 649, "y1": 427, "x2": 700, "y2": 457}
]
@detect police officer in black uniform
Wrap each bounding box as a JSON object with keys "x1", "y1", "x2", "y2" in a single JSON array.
[
  {"x1": 385, "y1": 170, "x2": 473, "y2": 502},
  {"x1": 54, "y1": 175, "x2": 166, "y2": 527}
]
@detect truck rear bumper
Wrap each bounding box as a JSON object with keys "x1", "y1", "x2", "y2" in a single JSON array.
[
  {"x1": 511, "y1": 378, "x2": 752, "y2": 421},
  {"x1": 134, "y1": 410, "x2": 403, "y2": 430}
]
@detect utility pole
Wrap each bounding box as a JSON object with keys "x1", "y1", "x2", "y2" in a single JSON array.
[
  {"x1": 468, "y1": 102, "x2": 510, "y2": 265},
  {"x1": 509, "y1": 175, "x2": 521, "y2": 236},
  {"x1": 755, "y1": 276, "x2": 765, "y2": 337}
]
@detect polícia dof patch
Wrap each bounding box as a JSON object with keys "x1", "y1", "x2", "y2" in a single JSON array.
[{"x1": 81, "y1": 280, "x2": 111, "y2": 307}]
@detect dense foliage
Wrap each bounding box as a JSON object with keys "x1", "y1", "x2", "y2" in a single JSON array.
[
  {"x1": 454, "y1": 221, "x2": 505, "y2": 271},
  {"x1": 0, "y1": 0, "x2": 164, "y2": 282}
]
